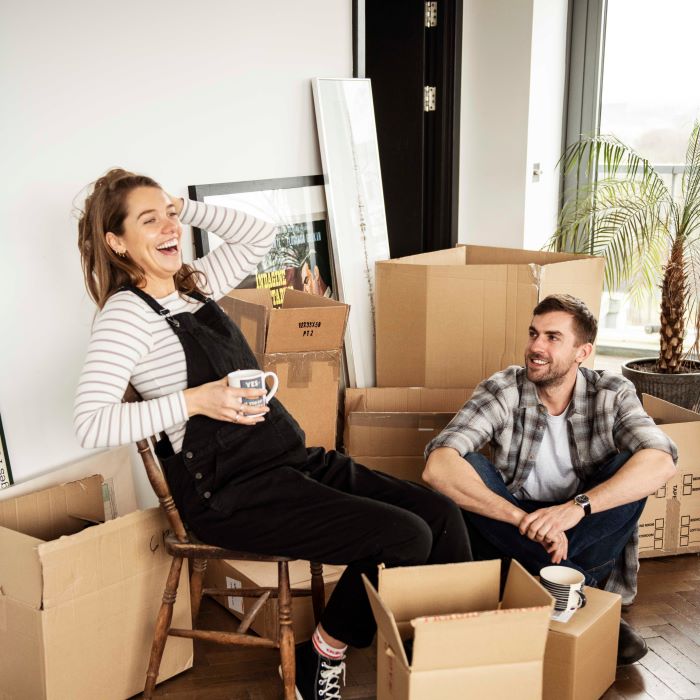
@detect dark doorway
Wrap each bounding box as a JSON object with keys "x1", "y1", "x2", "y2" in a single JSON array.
[{"x1": 359, "y1": 0, "x2": 462, "y2": 258}]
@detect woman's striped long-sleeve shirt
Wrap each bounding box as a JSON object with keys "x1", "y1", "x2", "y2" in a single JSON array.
[{"x1": 74, "y1": 199, "x2": 275, "y2": 453}]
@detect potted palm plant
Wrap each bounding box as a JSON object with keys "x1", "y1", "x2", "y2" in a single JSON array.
[{"x1": 548, "y1": 122, "x2": 700, "y2": 410}]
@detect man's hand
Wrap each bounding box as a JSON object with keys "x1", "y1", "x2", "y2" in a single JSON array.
[
  {"x1": 543, "y1": 531, "x2": 569, "y2": 564},
  {"x1": 518, "y1": 503, "x2": 584, "y2": 544}
]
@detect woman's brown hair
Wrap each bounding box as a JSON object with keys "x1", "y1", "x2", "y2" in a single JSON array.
[{"x1": 77, "y1": 168, "x2": 207, "y2": 308}]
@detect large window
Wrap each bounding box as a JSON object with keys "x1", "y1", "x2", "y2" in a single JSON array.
[{"x1": 596, "y1": 0, "x2": 700, "y2": 352}]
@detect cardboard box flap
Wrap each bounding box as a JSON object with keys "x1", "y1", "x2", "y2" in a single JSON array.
[
  {"x1": 37, "y1": 507, "x2": 166, "y2": 610},
  {"x1": 411, "y1": 606, "x2": 553, "y2": 671},
  {"x1": 226, "y1": 287, "x2": 274, "y2": 309},
  {"x1": 282, "y1": 289, "x2": 345, "y2": 310},
  {"x1": 362, "y1": 573, "x2": 410, "y2": 668},
  {"x1": 344, "y1": 387, "x2": 473, "y2": 416},
  {"x1": 462, "y1": 244, "x2": 597, "y2": 266},
  {"x1": 0, "y1": 475, "x2": 104, "y2": 542},
  {"x1": 266, "y1": 299, "x2": 349, "y2": 353},
  {"x1": 644, "y1": 393, "x2": 700, "y2": 424},
  {"x1": 220, "y1": 290, "x2": 271, "y2": 355},
  {"x1": 0, "y1": 527, "x2": 44, "y2": 608},
  {"x1": 382, "y1": 247, "x2": 468, "y2": 266},
  {"x1": 502, "y1": 560, "x2": 555, "y2": 610},
  {"x1": 378, "y1": 561, "x2": 501, "y2": 621}
]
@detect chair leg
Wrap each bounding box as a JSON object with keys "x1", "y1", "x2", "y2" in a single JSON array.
[
  {"x1": 278, "y1": 561, "x2": 297, "y2": 700},
  {"x1": 310, "y1": 561, "x2": 325, "y2": 625},
  {"x1": 144, "y1": 556, "x2": 184, "y2": 699},
  {"x1": 190, "y1": 558, "x2": 207, "y2": 625}
]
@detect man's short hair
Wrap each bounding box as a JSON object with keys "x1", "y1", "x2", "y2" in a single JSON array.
[{"x1": 532, "y1": 294, "x2": 598, "y2": 345}]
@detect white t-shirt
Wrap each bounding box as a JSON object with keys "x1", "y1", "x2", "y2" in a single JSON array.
[{"x1": 516, "y1": 408, "x2": 580, "y2": 502}]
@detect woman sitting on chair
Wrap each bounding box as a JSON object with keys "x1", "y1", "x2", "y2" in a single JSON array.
[{"x1": 74, "y1": 168, "x2": 471, "y2": 700}]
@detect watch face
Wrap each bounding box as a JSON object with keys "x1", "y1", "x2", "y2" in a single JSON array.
[{"x1": 575, "y1": 494, "x2": 590, "y2": 509}]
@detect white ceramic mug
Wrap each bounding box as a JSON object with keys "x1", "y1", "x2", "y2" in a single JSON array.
[
  {"x1": 227, "y1": 369, "x2": 279, "y2": 414},
  {"x1": 540, "y1": 565, "x2": 587, "y2": 612}
]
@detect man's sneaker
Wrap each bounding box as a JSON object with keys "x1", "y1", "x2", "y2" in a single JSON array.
[
  {"x1": 292, "y1": 639, "x2": 346, "y2": 699},
  {"x1": 617, "y1": 618, "x2": 648, "y2": 665}
]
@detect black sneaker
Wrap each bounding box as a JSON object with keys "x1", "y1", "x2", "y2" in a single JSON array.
[{"x1": 292, "y1": 639, "x2": 346, "y2": 700}]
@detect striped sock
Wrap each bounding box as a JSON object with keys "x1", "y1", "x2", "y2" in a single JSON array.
[{"x1": 312, "y1": 627, "x2": 347, "y2": 660}]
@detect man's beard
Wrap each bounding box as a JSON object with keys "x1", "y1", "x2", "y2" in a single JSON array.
[{"x1": 525, "y1": 355, "x2": 572, "y2": 388}]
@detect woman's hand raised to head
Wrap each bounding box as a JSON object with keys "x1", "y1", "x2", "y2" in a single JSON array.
[
  {"x1": 184, "y1": 377, "x2": 269, "y2": 425},
  {"x1": 169, "y1": 194, "x2": 184, "y2": 215}
]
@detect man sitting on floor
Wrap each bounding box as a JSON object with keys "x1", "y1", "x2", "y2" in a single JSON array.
[{"x1": 423, "y1": 294, "x2": 677, "y2": 665}]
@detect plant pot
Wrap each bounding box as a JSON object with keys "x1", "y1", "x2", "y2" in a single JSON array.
[{"x1": 621, "y1": 357, "x2": 700, "y2": 411}]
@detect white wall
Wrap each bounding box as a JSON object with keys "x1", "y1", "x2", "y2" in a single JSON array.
[
  {"x1": 458, "y1": 0, "x2": 568, "y2": 251},
  {"x1": 0, "y1": 0, "x2": 352, "y2": 500},
  {"x1": 523, "y1": 0, "x2": 569, "y2": 251}
]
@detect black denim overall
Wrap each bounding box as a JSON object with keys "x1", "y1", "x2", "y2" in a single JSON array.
[{"x1": 127, "y1": 286, "x2": 471, "y2": 647}]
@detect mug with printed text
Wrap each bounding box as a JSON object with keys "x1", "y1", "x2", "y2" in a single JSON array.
[
  {"x1": 540, "y1": 565, "x2": 587, "y2": 613},
  {"x1": 227, "y1": 369, "x2": 279, "y2": 415}
]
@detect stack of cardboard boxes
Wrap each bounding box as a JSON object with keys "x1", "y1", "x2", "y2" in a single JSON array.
[
  {"x1": 344, "y1": 245, "x2": 631, "y2": 699},
  {"x1": 214, "y1": 287, "x2": 351, "y2": 641}
]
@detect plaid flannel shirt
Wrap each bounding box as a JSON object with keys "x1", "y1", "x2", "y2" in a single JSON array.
[{"x1": 425, "y1": 365, "x2": 678, "y2": 604}]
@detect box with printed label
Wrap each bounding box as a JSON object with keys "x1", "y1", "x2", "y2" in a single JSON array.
[
  {"x1": 220, "y1": 288, "x2": 350, "y2": 450},
  {"x1": 204, "y1": 558, "x2": 345, "y2": 643},
  {"x1": 375, "y1": 245, "x2": 604, "y2": 387},
  {"x1": 638, "y1": 395, "x2": 700, "y2": 558},
  {"x1": 0, "y1": 474, "x2": 192, "y2": 700},
  {"x1": 363, "y1": 559, "x2": 554, "y2": 700}
]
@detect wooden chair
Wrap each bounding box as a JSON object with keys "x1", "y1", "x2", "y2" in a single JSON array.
[{"x1": 124, "y1": 385, "x2": 326, "y2": 699}]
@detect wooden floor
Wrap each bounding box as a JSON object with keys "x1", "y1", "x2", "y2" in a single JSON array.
[{"x1": 136, "y1": 553, "x2": 700, "y2": 700}]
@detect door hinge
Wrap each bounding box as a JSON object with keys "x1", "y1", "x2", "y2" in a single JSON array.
[
  {"x1": 425, "y1": 1, "x2": 438, "y2": 28},
  {"x1": 424, "y1": 86, "x2": 436, "y2": 112}
]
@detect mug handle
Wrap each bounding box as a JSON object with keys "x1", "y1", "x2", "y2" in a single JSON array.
[
  {"x1": 263, "y1": 372, "x2": 279, "y2": 402},
  {"x1": 574, "y1": 588, "x2": 587, "y2": 609}
]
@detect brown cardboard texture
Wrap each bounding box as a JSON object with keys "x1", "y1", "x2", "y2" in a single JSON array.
[
  {"x1": 261, "y1": 349, "x2": 341, "y2": 450},
  {"x1": 363, "y1": 559, "x2": 554, "y2": 699},
  {"x1": 220, "y1": 289, "x2": 349, "y2": 450},
  {"x1": 544, "y1": 586, "x2": 621, "y2": 700},
  {"x1": 0, "y1": 478, "x2": 192, "y2": 700},
  {"x1": 375, "y1": 245, "x2": 604, "y2": 387},
  {"x1": 638, "y1": 395, "x2": 700, "y2": 558},
  {"x1": 0, "y1": 446, "x2": 137, "y2": 520},
  {"x1": 205, "y1": 559, "x2": 345, "y2": 643},
  {"x1": 220, "y1": 288, "x2": 349, "y2": 353},
  {"x1": 344, "y1": 387, "x2": 474, "y2": 461}
]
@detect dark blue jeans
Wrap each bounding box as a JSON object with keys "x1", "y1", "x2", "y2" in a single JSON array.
[{"x1": 462, "y1": 451, "x2": 646, "y2": 587}]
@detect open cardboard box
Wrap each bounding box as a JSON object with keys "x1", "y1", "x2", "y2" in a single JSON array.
[
  {"x1": 375, "y1": 245, "x2": 604, "y2": 388},
  {"x1": 363, "y1": 559, "x2": 554, "y2": 699},
  {"x1": 205, "y1": 559, "x2": 345, "y2": 643},
  {"x1": 0, "y1": 473, "x2": 192, "y2": 699},
  {"x1": 638, "y1": 394, "x2": 700, "y2": 557},
  {"x1": 220, "y1": 288, "x2": 349, "y2": 449}
]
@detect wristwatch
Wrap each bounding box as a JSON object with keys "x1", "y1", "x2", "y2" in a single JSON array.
[{"x1": 574, "y1": 493, "x2": 591, "y2": 517}]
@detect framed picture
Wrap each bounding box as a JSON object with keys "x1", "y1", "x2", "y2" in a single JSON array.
[
  {"x1": 0, "y1": 415, "x2": 13, "y2": 489},
  {"x1": 312, "y1": 78, "x2": 391, "y2": 388},
  {"x1": 188, "y1": 176, "x2": 334, "y2": 308}
]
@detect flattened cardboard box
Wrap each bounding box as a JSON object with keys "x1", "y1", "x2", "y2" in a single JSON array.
[
  {"x1": 221, "y1": 288, "x2": 349, "y2": 450},
  {"x1": 375, "y1": 245, "x2": 604, "y2": 387},
  {"x1": 363, "y1": 560, "x2": 553, "y2": 700},
  {"x1": 0, "y1": 476, "x2": 192, "y2": 700},
  {"x1": 205, "y1": 559, "x2": 345, "y2": 643},
  {"x1": 638, "y1": 395, "x2": 700, "y2": 558},
  {"x1": 544, "y1": 586, "x2": 621, "y2": 700}
]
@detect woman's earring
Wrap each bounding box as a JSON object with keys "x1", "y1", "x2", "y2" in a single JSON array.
[{"x1": 117, "y1": 250, "x2": 127, "y2": 258}]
